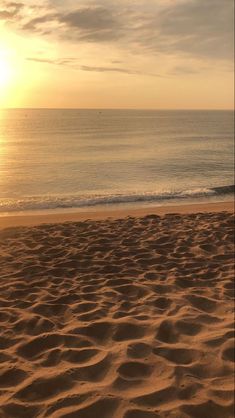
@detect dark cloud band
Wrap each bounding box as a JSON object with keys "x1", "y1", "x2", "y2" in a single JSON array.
[{"x1": 1, "y1": 0, "x2": 234, "y2": 63}]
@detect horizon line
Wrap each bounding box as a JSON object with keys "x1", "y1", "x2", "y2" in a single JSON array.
[{"x1": 1, "y1": 107, "x2": 234, "y2": 111}]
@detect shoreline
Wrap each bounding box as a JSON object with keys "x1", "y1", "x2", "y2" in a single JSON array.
[{"x1": 0, "y1": 200, "x2": 233, "y2": 229}]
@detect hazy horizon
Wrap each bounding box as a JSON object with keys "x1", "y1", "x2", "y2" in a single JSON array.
[
  {"x1": 0, "y1": 0, "x2": 234, "y2": 109},
  {"x1": 2, "y1": 107, "x2": 234, "y2": 111}
]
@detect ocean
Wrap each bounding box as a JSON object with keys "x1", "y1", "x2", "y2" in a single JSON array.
[{"x1": 0, "y1": 109, "x2": 234, "y2": 215}]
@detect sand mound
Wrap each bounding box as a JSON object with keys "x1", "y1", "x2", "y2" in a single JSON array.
[{"x1": 0, "y1": 211, "x2": 234, "y2": 418}]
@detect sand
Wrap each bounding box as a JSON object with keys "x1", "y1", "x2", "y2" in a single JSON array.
[
  {"x1": 0, "y1": 203, "x2": 234, "y2": 418},
  {"x1": 0, "y1": 201, "x2": 233, "y2": 229}
]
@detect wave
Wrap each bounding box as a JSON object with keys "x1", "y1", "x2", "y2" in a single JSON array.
[
  {"x1": 0, "y1": 185, "x2": 234, "y2": 213},
  {"x1": 212, "y1": 185, "x2": 235, "y2": 195}
]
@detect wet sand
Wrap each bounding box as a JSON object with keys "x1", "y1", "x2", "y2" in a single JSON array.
[
  {"x1": 0, "y1": 202, "x2": 234, "y2": 418},
  {"x1": 0, "y1": 201, "x2": 233, "y2": 229}
]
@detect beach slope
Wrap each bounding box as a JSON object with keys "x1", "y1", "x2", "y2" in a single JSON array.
[{"x1": 0, "y1": 207, "x2": 234, "y2": 418}]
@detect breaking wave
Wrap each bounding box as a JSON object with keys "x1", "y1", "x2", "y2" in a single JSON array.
[{"x1": 0, "y1": 185, "x2": 234, "y2": 214}]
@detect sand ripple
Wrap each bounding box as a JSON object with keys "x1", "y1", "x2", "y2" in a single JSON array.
[{"x1": 0, "y1": 211, "x2": 234, "y2": 417}]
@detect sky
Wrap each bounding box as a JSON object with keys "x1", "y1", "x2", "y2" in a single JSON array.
[{"x1": 0, "y1": 0, "x2": 234, "y2": 109}]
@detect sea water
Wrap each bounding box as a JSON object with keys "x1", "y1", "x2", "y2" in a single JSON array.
[{"x1": 0, "y1": 109, "x2": 234, "y2": 214}]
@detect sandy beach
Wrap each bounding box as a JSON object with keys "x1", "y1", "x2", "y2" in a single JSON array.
[{"x1": 0, "y1": 202, "x2": 234, "y2": 418}]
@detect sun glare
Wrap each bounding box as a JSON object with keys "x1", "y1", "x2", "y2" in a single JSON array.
[{"x1": 0, "y1": 55, "x2": 12, "y2": 88}]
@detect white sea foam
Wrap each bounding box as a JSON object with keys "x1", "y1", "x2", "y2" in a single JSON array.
[{"x1": 0, "y1": 185, "x2": 233, "y2": 213}]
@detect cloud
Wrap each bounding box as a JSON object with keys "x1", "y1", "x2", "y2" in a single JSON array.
[
  {"x1": 26, "y1": 56, "x2": 164, "y2": 77},
  {"x1": 0, "y1": 1, "x2": 23, "y2": 19},
  {"x1": 22, "y1": 13, "x2": 57, "y2": 31},
  {"x1": 27, "y1": 57, "x2": 57, "y2": 64},
  {"x1": 80, "y1": 65, "x2": 135, "y2": 74},
  {"x1": 136, "y1": 0, "x2": 234, "y2": 61},
  {"x1": 27, "y1": 56, "x2": 133, "y2": 73},
  {"x1": 60, "y1": 7, "x2": 115, "y2": 30},
  {"x1": 3, "y1": 0, "x2": 234, "y2": 64},
  {"x1": 169, "y1": 65, "x2": 205, "y2": 76},
  {"x1": 21, "y1": 4, "x2": 120, "y2": 41},
  {"x1": 59, "y1": 7, "x2": 122, "y2": 42}
]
